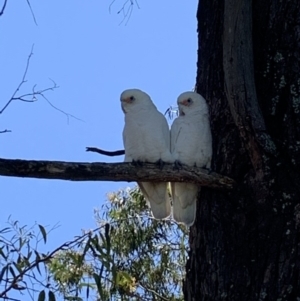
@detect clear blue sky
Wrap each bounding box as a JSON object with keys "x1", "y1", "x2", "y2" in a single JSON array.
[{"x1": 1, "y1": 1, "x2": 197, "y2": 249}]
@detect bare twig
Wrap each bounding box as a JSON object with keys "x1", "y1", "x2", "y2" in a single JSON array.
[
  {"x1": 0, "y1": 0, "x2": 7, "y2": 16},
  {"x1": 40, "y1": 91, "x2": 84, "y2": 124},
  {"x1": 109, "y1": 0, "x2": 117, "y2": 13},
  {"x1": 0, "y1": 46, "x2": 82, "y2": 124},
  {"x1": 25, "y1": 0, "x2": 37, "y2": 25},
  {"x1": 118, "y1": 0, "x2": 134, "y2": 25},
  {"x1": 109, "y1": 0, "x2": 140, "y2": 25},
  {"x1": 164, "y1": 105, "x2": 179, "y2": 120},
  {"x1": 0, "y1": 297, "x2": 22, "y2": 301},
  {"x1": 9, "y1": 82, "x2": 58, "y2": 103},
  {"x1": 0, "y1": 0, "x2": 37, "y2": 23},
  {"x1": 0, "y1": 45, "x2": 35, "y2": 115},
  {"x1": 86, "y1": 147, "x2": 125, "y2": 156},
  {"x1": 0, "y1": 129, "x2": 11, "y2": 134}
]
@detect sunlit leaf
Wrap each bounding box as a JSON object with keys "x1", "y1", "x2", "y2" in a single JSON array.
[{"x1": 13, "y1": 262, "x2": 23, "y2": 274}]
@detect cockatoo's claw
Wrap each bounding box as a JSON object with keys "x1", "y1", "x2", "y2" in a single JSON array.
[
  {"x1": 156, "y1": 159, "x2": 165, "y2": 170},
  {"x1": 132, "y1": 160, "x2": 144, "y2": 167},
  {"x1": 174, "y1": 160, "x2": 182, "y2": 170},
  {"x1": 201, "y1": 165, "x2": 212, "y2": 174},
  {"x1": 207, "y1": 168, "x2": 212, "y2": 175}
]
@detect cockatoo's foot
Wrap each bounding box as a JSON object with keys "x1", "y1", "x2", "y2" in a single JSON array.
[
  {"x1": 174, "y1": 160, "x2": 182, "y2": 170},
  {"x1": 132, "y1": 160, "x2": 144, "y2": 167},
  {"x1": 201, "y1": 165, "x2": 212, "y2": 174},
  {"x1": 156, "y1": 159, "x2": 165, "y2": 170},
  {"x1": 206, "y1": 168, "x2": 213, "y2": 175}
]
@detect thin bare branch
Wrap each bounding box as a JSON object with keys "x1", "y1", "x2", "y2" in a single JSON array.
[
  {"x1": 109, "y1": 0, "x2": 117, "y2": 13},
  {"x1": 25, "y1": 0, "x2": 37, "y2": 25},
  {"x1": 118, "y1": 0, "x2": 134, "y2": 25},
  {"x1": 0, "y1": 297, "x2": 22, "y2": 301},
  {"x1": 164, "y1": 105, "x2": 179, "y2": 120},
  {"x1": 0, "y1": 47, "x2": 82, "y2": 124},
  {"x1": 0, "y1": 158, "x2": 235, "y2": 190},
  {"x1": 0, "y1": 0, "x2": 7, "y2": 16},
  {"x1": 109, "y1": 0, "x2": 140, "y2": 25},
  {"x1": 0, "y1": 129, "x2": 11, "y2": 134},
  {"x1": 40, "y1": 91, "x2": 84, "y2": 124},
  {"x1": 0, "y1": 45, "x2": 35, "y2": 115}
]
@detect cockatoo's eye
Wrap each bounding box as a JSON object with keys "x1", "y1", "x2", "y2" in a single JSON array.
[
  {"x1": 130, "y1": 96, "x2": 135, "y2": 101},
  {"x1": 187, "y1": 98, "x2": 192, "y2": 103}
]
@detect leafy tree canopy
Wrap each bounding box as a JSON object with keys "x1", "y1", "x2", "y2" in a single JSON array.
[{"x1": 0, "y1": 186, "x2": 188, "y2": 301}]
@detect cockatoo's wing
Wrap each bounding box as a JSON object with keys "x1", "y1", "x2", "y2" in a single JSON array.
[
  {"x1": 171, "y1": 182, "x2": 198, "y2": 226},
  {"x1": 139, "y1": 182, "x2": 171, "y2": 219},
  {"x1": 170, "y1": 118, "x2": 199, "y2": 225},
  {"x1": 170, "y1": 91, "x2": 212, "y2": 226},
  {"x1": 121, "y1": 89, "x2": 173, "y2": 219}
]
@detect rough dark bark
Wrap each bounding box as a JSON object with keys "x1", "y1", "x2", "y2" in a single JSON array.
[
  {"x1": 0, "y1": 158, "x2": 234, "y2": 189},
  {"x1": 184, "y1": 0, "x2": 300, "y2": 300}
]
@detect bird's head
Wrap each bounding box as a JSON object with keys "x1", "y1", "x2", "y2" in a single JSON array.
[
  {"x1": 177, "y1": 91, "x2": 208, "y2": 116},
  {"x1": 120, "y1": 89, "x2": 154, "y2": 113}
]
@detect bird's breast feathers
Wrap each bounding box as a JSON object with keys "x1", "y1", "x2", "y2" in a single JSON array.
[
  {"x1": 171, "y1": 116, "x2": 212, "y2": 167},
  {"x1": 123, "y1": 110, "x2": 172, "y2": 163}
]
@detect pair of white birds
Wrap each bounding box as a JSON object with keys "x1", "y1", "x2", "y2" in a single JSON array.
[{"x1": 120, "y1": 89, "x2": 212, "y2": 226}]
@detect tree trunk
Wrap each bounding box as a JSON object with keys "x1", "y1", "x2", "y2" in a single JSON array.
[{"x1": 184, "y1": 0, "x2": 300, "y2": 300}]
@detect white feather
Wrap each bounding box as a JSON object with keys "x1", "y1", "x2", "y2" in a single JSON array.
[
  {"x1": 170, "y1": 91, "x2": 212, "y2": 226},
  {"x1": 121, "y1": 89, "x2": 172, "y2": 219}
]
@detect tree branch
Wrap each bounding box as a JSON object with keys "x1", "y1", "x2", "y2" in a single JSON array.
[
  {"x1": 86, "y1": 147, "x2": 125, "y2": 156},
  {"x1": 0, "y1": 129, "x2": 11, "y2": 134},
  {"x1": 0, "y1": 158, "x2": 235, "y2": 190},
  {"x1": 0, "y1": 0, "x2": 7, "y2": 17},
  {"x1": 0, "y1": 45, "x2": 58, "y2": 116},
  {"x1": 25, "y1": 0, "x2": 37, "y2": 25},
  {"x1": 0, "y1": 46, "x2": 82, "y2": 125},
  {"x1": 0, "y1": 45, "x2": 35, "y2": 115},
  {"x1": 109, "y1": 0, "x2": 140, "y2": 25}
]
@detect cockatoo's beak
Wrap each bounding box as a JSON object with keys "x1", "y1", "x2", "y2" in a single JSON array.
[
  {"x1": 121, "y1": 97, "x2": 133, "y2": 104},
  {"x1": 180, "y1": 99, "x2": 189, "y2": 106},
  {"x1": 120, "y1": 98, "x2": 132, "y2": 114}
]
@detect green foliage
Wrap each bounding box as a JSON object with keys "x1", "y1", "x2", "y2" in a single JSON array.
[
  {"x1": 0, "y1": 218, "x2": 57, "y2": 301},
  {"x1": 49, "y1": 186, "x2": 188, "y2": 301},
  {"x1": 0, "y1": 186, "x2": 188, "y2": 301}
]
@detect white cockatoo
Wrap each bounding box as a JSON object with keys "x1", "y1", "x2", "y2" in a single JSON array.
[
  {"x1": 120, "y1": 89, "x2": 173, "y2": 219},
  {"x1": 170, "y1": 91, "x2": 212, "y2": 226}
]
